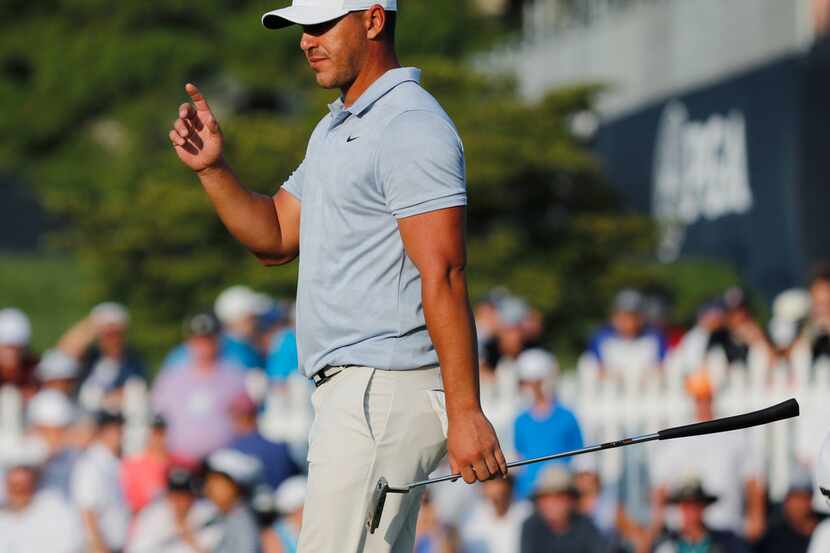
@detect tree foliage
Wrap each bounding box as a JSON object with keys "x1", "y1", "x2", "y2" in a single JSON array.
[{"x1": 0, "y1": 1, "x2": 738, "y2": 361}]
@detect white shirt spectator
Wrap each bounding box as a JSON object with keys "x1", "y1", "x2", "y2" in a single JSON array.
[
  {"x1": 0, "y1": 490, "x2": 83, "y2": 553},
  {"x1": 651, "y1": 430, "x2": 762, "y2": 534},
  {"x1": 808, "y1": 518, "x2": 830, "y2": 553},
  {"x1": 458, "y1": 499, "x2": 531, "y2": 553},
  {"x1": 127, "y1": 497, "x2": 222, "y2": 553},
  {"x1": 71, "y1": 443, "x2": 130, "y2": 551}
]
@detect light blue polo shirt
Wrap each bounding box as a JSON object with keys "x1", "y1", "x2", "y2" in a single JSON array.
[{"x1": 281, "y1": 67, "x2": 467, "y2": 378}]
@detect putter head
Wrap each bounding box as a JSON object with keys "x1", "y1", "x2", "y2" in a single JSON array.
[{"x1": 367, "y1": 477, "x2": 391, "y2": 534}]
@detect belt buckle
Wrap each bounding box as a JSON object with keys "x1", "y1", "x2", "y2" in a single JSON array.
[{"x1": 313, "y1": 366, "x2": 339, "y2": 388}]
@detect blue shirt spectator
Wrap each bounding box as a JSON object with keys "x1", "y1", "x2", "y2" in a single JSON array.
[
  {"x1": 266, "y1": 328, "x2": 299, "y2": 381},
  {"x1": 514, "y1": 403, "x2": 584, "y2": 500}
]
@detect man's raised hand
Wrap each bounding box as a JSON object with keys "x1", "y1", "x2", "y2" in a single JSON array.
[{"x1": 169, "y1": 83, "x2": 224, "y2": 173}]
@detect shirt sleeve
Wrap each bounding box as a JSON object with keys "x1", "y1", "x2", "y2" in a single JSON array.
[
  {"x1": 377, "y1": 110, "x2": 467, "y2": 219},
  {"x1": 280, "y1": 160, "x2": 306, "y2": 201}
]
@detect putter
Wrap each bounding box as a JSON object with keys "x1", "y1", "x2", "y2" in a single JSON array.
[{"x1": 366, "y1": 398, "x2": 800, "y2": 533}]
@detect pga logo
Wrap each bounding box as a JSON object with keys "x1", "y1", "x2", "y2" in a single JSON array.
[{"x1": 651, "y1": 101, "x2": 754, "y2": 262}]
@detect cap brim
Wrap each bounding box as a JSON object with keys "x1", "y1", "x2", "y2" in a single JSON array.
[{"x1": 262, "y1": 6, "x2": 350, "y2": 30}]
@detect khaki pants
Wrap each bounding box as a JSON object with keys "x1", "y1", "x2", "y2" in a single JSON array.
[{"x1": 297, "y1": 366, "x2": 448, "y2": 553}]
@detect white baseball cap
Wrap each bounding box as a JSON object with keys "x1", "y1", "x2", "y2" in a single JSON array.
[
  {"x1": 262, "y1": 0, "x2": 397, "y2": 30},
  {"x1": 35, "y1": 349, "x2": 80, "y2": 382},
  {"x1": 2, "y1": 438, "x2": 48, "y2": 469},
  {"x1": 206, "y1": 449, "x2": 263, "y2": 488},
  {"x1": 90, "y1": 302, "x2": 130, "y2": 329},
  {"x1": 28, "y1": 389, "x2": 76, "y2": 428},
  {"x1": 274, "y1": 475, "x2": 307, "y2": 513},
  {"x1": 0, "y1": 308, "x2": 31, "y2": 347},
  {"x1": 214, "y1": 286, "x2": 267, "y2": 325},
  {"x1": 516, "y1": 348, "x2": 558, "y2": 382}
]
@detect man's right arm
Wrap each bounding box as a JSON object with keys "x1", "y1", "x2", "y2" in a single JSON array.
[{"x1": 169, "y1": 83, "x2": 299, "y2": 265}]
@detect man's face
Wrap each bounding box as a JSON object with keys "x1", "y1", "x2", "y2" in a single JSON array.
[
  {"x1": 189, "y1": 335, "x2": 219, "y2": 366},
  {"x1": 5, "y1": 467, "x2": 37, "y2": 511},
  {"x1": 783, "y1": 490, "x2": 814, "y2": 523},
  {"x1": 679, "y1": 501, "x2": 707, "y2": 532},
  {"x1": 98, "y1": 324, "x2": 126, "y2": 356},
  {"x1": 0, "y1": 345, "x2": 23, "y2": 376},
  {"x1": 482, "y1": 478, "x2": 512, "y2": 514},
  {"x1": 612, "y1": 310, "x2": 643, "y2": 339},
  {"x1": 536, "y1": 492, "x2": 574, "y2": 530},
  {"x1": 169, "y1": 490, "x2": 196, "y2": 519},
  {"x1": 811, "y1": 280, "x2": 830, "y2": 326},
  {"x1": 300, "y1": 12, "x2": 368, "y2": 90},
  {"x1": 204, "y1": 472, "x2": 240, "y2": 513}
]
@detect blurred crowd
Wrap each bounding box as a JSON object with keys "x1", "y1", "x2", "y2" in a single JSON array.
[{"x1": 0, "y1": 263, "x2": 829, "y2": 553}]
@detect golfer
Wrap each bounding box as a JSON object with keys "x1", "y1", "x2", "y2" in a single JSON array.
[{"x1": 169, "y1": 1, "x2": 507, "y2": 551}]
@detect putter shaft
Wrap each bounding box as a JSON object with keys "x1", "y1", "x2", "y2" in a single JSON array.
[{"x1": 406, "y1": 432, "x2": 659, "y2": 489}]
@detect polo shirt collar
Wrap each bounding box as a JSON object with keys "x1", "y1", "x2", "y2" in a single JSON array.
[{"x1": 328, "y1": 67, "x2": 421, "y2": 120}]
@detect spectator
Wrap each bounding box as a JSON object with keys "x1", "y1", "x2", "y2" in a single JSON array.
[
  {"x1": 0, "y1": 440, "x2": 83, "y2": 553},
  {"x1": 214, "y1": 286, "x2": 267, "y2": 371},
  {"x1": 669, "y1": 298, "x2": 727, "y2": 378},
  {"x1": 58, "y1": 302, "x2": 147, "y2": 410},
  {"x1": 203, "y1": 449, "x2": 262, "y2": 553},
  {"x1": 27, "y1": 389, "x2": 79, "y2": 497},
  {"x1": 520, "y1": 465, "x2": 607, "y2": 553},
  {"x1": 0, "y1": 307, "x2": 39, "y2": 398},
  {"x1": 126, "y1": 467, "x2": 221, "y2": 553},
  {"x1": 653, "y1": 480, "x2": 749, "y2": 553},
  {"x1": 459, "y1": 476, "x2": 531, "y2": 553},
  {"x1": 163, "y1": 287, "x2": 266, "y2": 372},
  {"x1": 756, "y1": 468, "x2": 818, "y2": 553},
  {"x1": 71, "y1": 409, "x2": 130, "y2": 553},
  {"x1": 586, "y1": 289, "x2": 666, "y2": 387},
  {"x1": 573, "y1": 463, "x2": 617, "y2": 537},
  {"x1": 152, "y1": 313, "x2": 248, "y2": 464},
  {"x1": 264, "y1": 303, "x2": 299, "y2": 383},
  {"x1": 513, "y1": 348, "x2": 583, "y2": 499},
  {"x1": 121, "y1": 414, "x2": 172, "y2": 513},
  {"x1": 711, "y1": 287, "x2": 773, "y2": 366},
  {"x1": 262, "y1": 475, "x2": 306, "y2": 553},
  {"x1": 795, "y1": 265, "x2": 830, "y2": 364},
  {"x1": 650, "y1": 372, "x2": 766, "y2": 541},
  {"x1": 34, "y1": 349, "x2": 80, "y2": 397},
  {"x1": 228, "y1": 392, "x2": 302, "y2": 490}
]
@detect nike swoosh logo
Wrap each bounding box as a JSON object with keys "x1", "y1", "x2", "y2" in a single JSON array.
[{"x1": 347, "y1": 136, "x2": 359, "y2": 143}]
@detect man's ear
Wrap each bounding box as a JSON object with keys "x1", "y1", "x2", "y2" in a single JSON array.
[{"x1": 364, "y1": 5, "x2": 386, "y2": 40}]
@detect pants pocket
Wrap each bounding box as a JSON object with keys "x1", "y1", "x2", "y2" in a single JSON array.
[{"x1": 425, "y1": 389, "x2": 449, "y2": 439}]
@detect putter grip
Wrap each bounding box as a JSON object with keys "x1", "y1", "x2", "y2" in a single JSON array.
[{"x1": 658, "y1": 398, "x2": 799, "y2": 441}]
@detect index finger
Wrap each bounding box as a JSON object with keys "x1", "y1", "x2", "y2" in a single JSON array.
[{"x1": 185, "y1": 83, "x2": 212, "y2": 113}]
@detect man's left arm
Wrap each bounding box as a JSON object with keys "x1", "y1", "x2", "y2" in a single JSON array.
[{"x1": 398, "y1": 207, "x2": 507, "y2": 484}]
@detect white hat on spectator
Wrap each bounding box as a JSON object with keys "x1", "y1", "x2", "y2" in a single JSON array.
[
  {"x1": 35, "y1": 349, "x2": 80, "y2": 382},
  {"x1": 2, "y1": 438, "x2": 48, "y2": 469},
  {"x1": 28, "y1": 389, "x2": 76, "y2": 428},
  {"x1": 817, "y1": 433, "x2": 830, "y2": 508},
  {"x1": 613, "y1": 289, "x2": 644, "y2": 314},
  {"x1": 0, "y1": 308, "x2": 31, "y2": 347},
  {"x1": 274, "y1": 475, "x2": 307, "y2": 514},
  {"x1": 214, "y1": 286, "x2": 266, "y2": 325},
  {"x1": 90, "y1": 302, "x2": 130, "y2": 328},
  {"x1": 516, "y1": 348, "x2": 558, "y2": 382},
  {"x1": 206, "y1": 449, "x2": 262, "y2": 489}
]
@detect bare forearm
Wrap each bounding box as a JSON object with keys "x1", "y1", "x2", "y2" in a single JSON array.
[
  {"x1": 197, "y1": 159, "x2": 286, "y2": 259},
  {"x1": 81, "y1": 511, "x2": 110, "y2": 553},
  {"x1": 422, "y1": 267, "x2": 480, "y2": 415}
]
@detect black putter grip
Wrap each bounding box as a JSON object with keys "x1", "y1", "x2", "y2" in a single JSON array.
[{"x1": 658, "y1": 398, "x2": 799, "y2": 441}]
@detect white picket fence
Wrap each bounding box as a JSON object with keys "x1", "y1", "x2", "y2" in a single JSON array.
[{"x1": 2, "y1": 349, "x2": 827, "y2": 505}]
